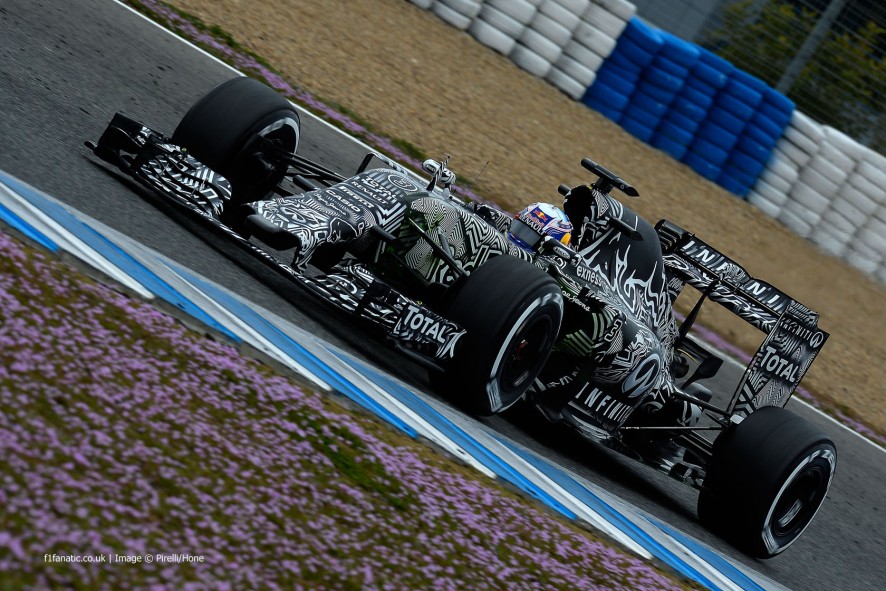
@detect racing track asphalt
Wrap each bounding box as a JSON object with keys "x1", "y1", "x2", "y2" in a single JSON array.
[{"x1": 1, "y1": 1, "x2": 883, "y2": 589}]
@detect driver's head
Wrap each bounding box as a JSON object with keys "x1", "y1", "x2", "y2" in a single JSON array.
[{"x1": 507, "y1": 202, "x2": 573, "y2": 252}]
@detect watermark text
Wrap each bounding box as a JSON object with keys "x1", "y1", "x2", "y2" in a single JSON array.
[{"x1": 44, "y1": 553, "x2": 205, "y2": 564}]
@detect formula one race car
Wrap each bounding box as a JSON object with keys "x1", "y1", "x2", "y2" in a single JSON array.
[{"x1": 87, "y1": 77, "x2": 835, "y2": 558}]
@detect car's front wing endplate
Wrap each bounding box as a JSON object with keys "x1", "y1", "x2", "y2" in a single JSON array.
[{"x1": 87, "y1": 114, "x2": 465, "y2": 366}]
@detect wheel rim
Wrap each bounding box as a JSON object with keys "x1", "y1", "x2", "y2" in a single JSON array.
[
  {"x1": 253, "y1": 117, "x2": 300, "y2": 175},
  {"x1": 257, "y1": 117, "x2": 299, "y2": 153},
  {"x1": 236, "y1": 116, "x2": 300, "y2": 201},
  {"x1": 772, "y1": 464, "x2": 826, "y2": 537},
  {"x1": 499, "y1": 315, "x2": 554, "y2": 392},
  {"x1": 763, "y1": 446, "x2": 835, "y2": 554}
]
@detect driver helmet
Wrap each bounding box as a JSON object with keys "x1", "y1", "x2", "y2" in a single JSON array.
[{"x1": 507, "y1": 202, "x2": 573, "y2": 252}]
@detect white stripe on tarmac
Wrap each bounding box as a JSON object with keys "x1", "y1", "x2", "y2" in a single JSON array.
[
  {"x1": 113, "y1": 0, "x2": 381, "y2": 156},
  {"x1": 800, "y1": 398, "x2": 886, "y2": 453},
  {"x1": 0, "y1": 180, "x2": 154, "y2": 299},
  {"x1": 0, "y1": 180, "x2": 328, "y2": 391},
  {"x1": 464, "y1": 429, "x2": 654, "y2": 559},
  {"x1": 640, "y1": 520, "x2": 758, "y2": 591},
  {"x1": 315, "y1": 348, "x2": 499, "y2": 479},
  {"x1": 251, "y1": 304, "x2": 498, "y2": 478},
  {"x1": 708, "y1": 342, "x2": 886, "y2": 454},
  {"x1": 156, "y1": 259, "x2": 332, "y2": 391}
]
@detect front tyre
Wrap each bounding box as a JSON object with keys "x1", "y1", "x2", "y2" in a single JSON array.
[
  {"x1": 172, "y1": 77, "x2": 300, "y2": 207},
  {"x1": 433, "y1": 256, "x2": 563, "y2": 415},
  {"x1": 698, "y1": 406, "x2": 836, "y2": 558}
]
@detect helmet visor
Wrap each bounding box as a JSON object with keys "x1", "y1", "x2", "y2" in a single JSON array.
[{"x1": 510, "y1": 218, "x2": 543, "y2": 250}]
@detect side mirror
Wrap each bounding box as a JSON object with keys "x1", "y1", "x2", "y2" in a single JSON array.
[
  {"x1": 422, "y1": 158, "x2": 440, "y2": 176},
  {"x1": 422, "y1": 158, "x2": 456, "y2": 190}
]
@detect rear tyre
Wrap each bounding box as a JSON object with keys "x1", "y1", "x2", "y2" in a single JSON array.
[
  {"x1": 432, "y1": 256, "x2": 563, "y2": 415},
  {"x1": 698, "y1": 406, "x2": 836, "y2": 558},
  {"x1": 172, "y1": 77, "x2": 301, "y2": 208}
]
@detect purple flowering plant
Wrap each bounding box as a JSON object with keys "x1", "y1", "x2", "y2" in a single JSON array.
[{"x1": 0, "y1": 227, "x2": 703, "y2": 591}]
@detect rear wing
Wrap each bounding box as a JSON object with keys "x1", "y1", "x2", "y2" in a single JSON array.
[{"x1": 656, "y1": 220, "x2": 828, "y2": 416}]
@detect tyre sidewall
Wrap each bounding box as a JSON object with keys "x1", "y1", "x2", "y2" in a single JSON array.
[
  {"x1": 173, "y1": 78, "x2": 300, "y2": 204},
  {"x1": 760, "y1": 443, "x2": 835, "y2": 554},
  {"x1": 481, "y1": 289, "x2": 563, "y2": 412},
  {"x1": 440, "y1": 256, "x2": 563, "y2": 415},
  {"x1": 699, "y1": 406, "x2": 837, "y2": 557}
]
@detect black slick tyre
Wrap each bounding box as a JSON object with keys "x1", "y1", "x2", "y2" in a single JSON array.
[
  {"x1": 433, "y1": 255, "x2": 563, "y2": 415},
  {"x1": 698, "y1": 406, "x2": 836, "y2": 558},
  {"x1": 172, "y1": 77, "x2": 300, "y2": 207}
]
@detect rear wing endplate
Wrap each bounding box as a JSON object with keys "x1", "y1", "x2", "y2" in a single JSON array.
[{"x1": 656, "y1": 220, "x2": 828, "y2": 416}]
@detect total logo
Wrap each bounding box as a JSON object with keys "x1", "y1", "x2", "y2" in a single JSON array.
[
  {"x1": 760, "y1": 346, "x2": 800, "y2": 382},
  {"x1": 394, "y1": 304, "x2": 464, "y2": 358}
]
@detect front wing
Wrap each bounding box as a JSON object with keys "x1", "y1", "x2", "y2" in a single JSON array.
[{"x1": 86, "y1": 113, "x2": 465, "y2": 366}]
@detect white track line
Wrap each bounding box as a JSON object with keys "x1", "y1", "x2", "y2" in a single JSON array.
[
  {"x1": 709, "y1": 342, "x2": 886, "y2": 454},
  {"x1": 0, "y1": 179, "x2": 154, "y2": 299},
  {"x1": 157, "y1": 260, "x2": 331, "y2": 391},
  {"x1": 113, "y1": 0, "x2": 382, "y2": 156}
]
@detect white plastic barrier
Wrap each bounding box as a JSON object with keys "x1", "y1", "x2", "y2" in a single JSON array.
[
  {"x1": 583, "y1": 2, "x2": 630, "y2": 38},
  {"x1": 547, "y1": 0, "x2": 630, "y2": 99},
  {"x1": 470, "y1": 1, "x2": 534, "y2": 55},
  {"x1": 749, "y1": 111, "x2": 823, "y2": 230},
  {"x1": 845, "y1": 148, "x2": 886, "y2": 274},
  {"x1": 469, "y1": 18, "x2": 518, "y2": 55},
  {"x1": 414, "y1": 0, "x2": 629, "y2": 98},
  {"x1": 433, "y1": 0, "x2": 483, "y2": 30},
  {"x1": 804, "y1": 134, "x2": 886, "y2": 272},
  {"x1": 486, "y1": 0, "x2": 539, "y2": 26},
  {"x1": 594, "y1": 0, "x2": 637, "y2": 21},
  {"x1": 511, "y1": 1, "x2": 587, "y2": 80},
  {"x1": 746, "y1": 107, "x2": 886, "y2": 281}
]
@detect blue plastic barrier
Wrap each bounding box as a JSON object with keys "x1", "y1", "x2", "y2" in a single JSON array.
[
  {"x1": 662, "y1": 109, "x2": 703, "y2": 134},
  {"x1": 652, "y1": 133, "x2": 690, "y2": 160},
  {"x1": 630, "y1": 91, "x2": 671, "y2": 117},
  {"x1": 684, "y1": 151, "x2": 723, "y2": 182},
  {"x1": 621, "y1": 115, "x2": 657, "y2": 142},
  {"x1": 580, "y1": 16, "x2": 796, "y2": 198}
]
